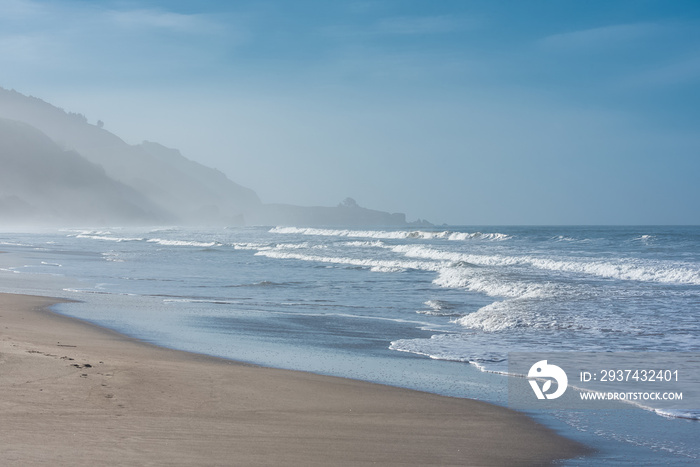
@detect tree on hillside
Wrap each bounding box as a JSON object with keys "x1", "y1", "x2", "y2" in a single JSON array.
[{"x1": 339, "y1": 197, "x2": 359, "y2": 208}]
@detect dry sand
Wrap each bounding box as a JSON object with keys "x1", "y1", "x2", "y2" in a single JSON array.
[{"x1": 0, "y1": 293, "x2": 589, "y2": 466}]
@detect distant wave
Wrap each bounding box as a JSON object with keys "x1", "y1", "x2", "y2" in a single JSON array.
[
  {"x1": 77, "y1": 234, "x2": 145, "y2": 242},
  {"x1": 269, "y1": 226, "x2": 511, "y2": 241},
  {"x1": 70, "y1": 230, "x2": 144, "y2": 242},
  {"x1": 70, "y1": 230, "x2": 222, "y2": 248},
  {"x1": 232, "y1": 242, "x2": 270, "y2": 250},
  {"x1": 343, "y1": 240, "x2": 387, "y2": 248},
  {"x1": 551, "y1": 235, "x2": 592, "y2": 243},
  {"x1": 146, "y1": 238, "x2": 222, "y2": 247},
  {"x1": 62, "y1": 287, "x2": 136, "y2": 296},
  {"x1": 148, "y1": 227, "x2": 181, "y2": 233},
  {"x1": 272, "y1": 242, "x2": 317, "y2": 250},
  {"x1": 67, "y1": 227, "x2": 699, "y2": 285},
  {"x1": 254, "y1": 249, "x2": 440, "y2": 273}
]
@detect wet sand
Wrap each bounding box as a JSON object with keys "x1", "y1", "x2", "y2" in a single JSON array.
[{"x1": 0, "y1": 293, "x2": 589, "y2": 466}]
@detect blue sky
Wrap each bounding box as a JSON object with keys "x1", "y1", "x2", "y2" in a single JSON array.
[{"x1": 1, "y1": 0, "x2": 699, "y2": 224}]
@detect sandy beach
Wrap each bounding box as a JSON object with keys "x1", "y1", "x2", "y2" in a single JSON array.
[{"x1": 0, "y1": 293, "x2": 588, "y2": 466}]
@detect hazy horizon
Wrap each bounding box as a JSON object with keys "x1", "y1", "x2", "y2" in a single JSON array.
[{"x1": 2, "y1": 0, "x2": 698, "y2": 225}]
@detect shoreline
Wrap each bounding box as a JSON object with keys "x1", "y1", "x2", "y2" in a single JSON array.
[{"x1": 0, "y1": 292, "x2": 590, "y2": 465}]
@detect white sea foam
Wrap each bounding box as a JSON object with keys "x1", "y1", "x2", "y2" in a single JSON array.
[
  {"x1": 74, "y1": 230, "x2": 144, "y2": 242},
  {"x1": 254, "y1": 249, "x2": 440, "y2": 273},
  {"x1": 454, "y1": 301, "x2": 540, "y2": 331},
  {"x1": 146, "y1": 238, "x2": 221, "y2": 247},
  {"x1": 148, "y1": 227, "x2": 181, "y2": 233},
  {"x1": 62, "y1": 287, "x2": 135, "y2": 296},
  {"x1": 269, "y1": 242, "x2": 327, "y2": 250},
  {"x1": 425, "y1": 300, "x2": 451, "y2": 311},
  {"x1": 429, "y1": 266, "x2": 585, "y2": 332},
  {"x1": 232, "y1": 242, "x2": 269, "y2": 250},
  {"x1": 101, "y1": 252, "x2": 124, "y2": 262},
  {"x1": 273, "y1": 242, "x2": 311, "y2": 249},
  {"x1": 71, "y1": 229, "x2": 111, "y2": 236},
  {"x1": 269, "y1": 226, "x2": 511, "y2": 241},
  {"x1": 416, "y1": 300, "x2": 463, "y2": 317},
  {"x1": 434, "y1": 269, "x2": 555, "y2": 299},
  {"x1": 390, "y1": 244, "x2": 469, "y2": 263},
  {"x1": 389, "y1": 335, "x2": 473, "y2": 363},
  {"x1": 343, "y1": 240, "x2": 386, "y2": 248},
  {"x1": 391, "y1": 244, "x2": 700, "y2": 285},
  {"x1": 526, "y1": 256, "x2": 700, "y2": 285},
  {"x1": 389, "y1": 334, "x2": 509, "y2": 371},
  {"x1": 0, "y1": 241, "x2": 32, "y2": 246},
  {"x1": 446, "y1": 232, "x2": 511, "y2": 241},
  {"x1": 78, "y1": 235, "x2": 145, "y2": 242},
  {"x1": 654, "y1": 409, "x2": 700, "y2": 420}
]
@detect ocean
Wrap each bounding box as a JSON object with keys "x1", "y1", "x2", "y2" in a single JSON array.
[{"x1": 1, "y1": 225, "x2": 698, "y2": 465}]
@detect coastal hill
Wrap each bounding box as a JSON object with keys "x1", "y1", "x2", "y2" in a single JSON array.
[
  {"x1": 0, "y1": 88, "x2": 418, "y2": 227},
  {"x1": 0, "y1": 118, "x2": 169, "y2": 225}
]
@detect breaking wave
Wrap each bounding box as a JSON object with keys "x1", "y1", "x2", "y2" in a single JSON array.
[
  {"x1": 269, "y1": 226, "x2": 511, "y2": 241},
  {"x1": 72, "y1": 230, "x2": 144, "y2": 242},
  {"x1": 391, "y1": 245, "x2": 700, "y2": 285},
  {"x1": 416, "y1": 300, "x2": 463, "y2": 317},
  {"x1": 254, "y1": 249, "x2": 440, "y2": 273},
  {"x1": 433, "y1": 268, "x2": 557, "y2": 299},
  {"x1": 146, "y1": 238, "x2": 222, "y2": 247}
]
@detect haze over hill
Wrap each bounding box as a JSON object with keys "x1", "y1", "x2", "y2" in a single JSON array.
[
  {"x1": 0, "y1": 88, "x2": 418, "y2": 227},
  {"x1": 0, "y1": 118, "x2": 168, "y2": 225}
]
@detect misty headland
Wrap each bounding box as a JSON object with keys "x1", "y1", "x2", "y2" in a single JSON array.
[{"x1": 0, "y1": 87, "x2": 426, "y2": 227}]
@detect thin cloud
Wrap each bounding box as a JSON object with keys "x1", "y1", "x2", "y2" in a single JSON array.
[
  {"x1": 0, "y1": 2, "x2": 241, "y2": 84},
  {"x1": 628, "y1": 53, "x2": 700, "y2": 87},
  {"x1": 0, "y1": 0, "x2": 51, "y2": 30},
  {"x1": 539, "y1": 22, "x2": 663, "y2": 50},
  {"x1": 374, "y1": 16, "x2": 459, "y2": 35},
  {"x1": 0, "y1": 0, "x2": 44, "y2": 17},
  {"x1": 322, "y1": 14, "x2": 477, "y2": 39},
  {"x1": 0, "y1": 34, "x2": 49, "y2": 63},
  {"x1": 106, "y1": 9, "x2": 220, "y2": 34}
]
